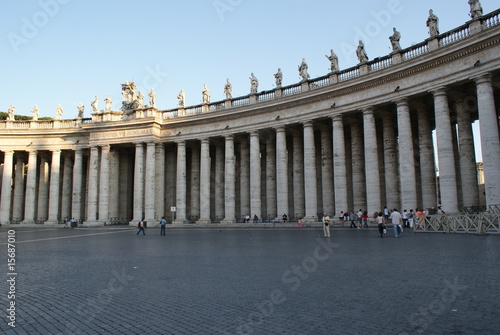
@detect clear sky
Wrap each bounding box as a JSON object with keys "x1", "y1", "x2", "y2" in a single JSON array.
[{"x1": 1, "y1": 0, "x2": 494, "y2": 118}]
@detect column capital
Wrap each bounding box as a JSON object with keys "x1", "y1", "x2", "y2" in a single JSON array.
[
  {"x1": 362, "y1": 107, "x2": 375, "y2": 116},
  {"x1": 100, "y1": 144, "x2": 111, "y2": 150},
  {"x1": 2, "y1": 150, "x2": 14, "y2": 155},
  {"x1": 394, "y1": 98, "x2": 409, "y2": 107},
  {"x1": 302, "y1": 120, "x2": 314, "y2": 128},
  {"x1": 200, "y1": 138, "x2": 210, "y2": 144},
  {"x1": 249, "y1": 130, "x2": 259, "y2": 137},
  {"x1": 431, "y1": 87, "x2": 448, "y2": 97},
  {"x1": 331, "y1": 114, "x2": 343, "y2": 123},
  {"x1": 176, "y1": 140, "x2": 186, "y2": 146},
  {"x1": 275, "y1": 126, "x2": 286, "y2": 133},
  {"x1": 225, "y1": 134, "x2": 234, "y2": 141}
]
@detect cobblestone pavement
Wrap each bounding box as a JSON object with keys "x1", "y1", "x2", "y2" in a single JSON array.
[{"x1": 1, "y1": 226, "x2": 499, "y2": 335}]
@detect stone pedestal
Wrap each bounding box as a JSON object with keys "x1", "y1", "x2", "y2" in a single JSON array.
[
  {"x1": 328, "y1": 73, "x2": 338, "y2": 85},
  {"x1": 469, "y1": 19, "x2": 483, "y2": 35},
  {"x1": 249, "y1": 94, "x2": 257, "y2": 104},
  {"x1": 301, "y1": 81, "x2": 309, "y2": 92},
  {"x1": 391, "y1": 52, "x2": 403, "y2": 65},
  {"x1": 224, "y1": 99, "x2": 232, "y2": 108},
  {"x1": 359, "y1": 64, "x2": 369, "y2": 75},
  {"x1": 275, "y1": 88, "x2": 282, "y2": 98},
  {"x1": 427, "y1": 37, "x2": 439, "y2": 52}
]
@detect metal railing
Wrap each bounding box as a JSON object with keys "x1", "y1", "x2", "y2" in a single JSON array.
[{"x1": 413, "y1": 213, "x2": 500, "y2": 234}]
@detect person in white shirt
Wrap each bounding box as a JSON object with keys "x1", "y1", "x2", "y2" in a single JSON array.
[{"x1": 390, "y1": 209, "x2": 403, "y2": 237}]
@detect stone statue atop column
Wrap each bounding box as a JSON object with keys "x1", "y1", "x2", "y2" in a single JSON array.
[
  {"x1": 224, "y1": 78, "x2": 232, "y2": 100},
  {"x1": 469, "y1": 0, "x2": 483, "y2": 19},
  {"x1": 31, "y1": 105, "x2": 39, "y2": 121},
  {"x1": 7, "y1": 105, "x2": 15, "y2": 121},
  {"x1": 325, "y1": 49, "x2": 339, "y2": 72},
  {"x1": 274, "y1": 68, "x2": 283, "y2": 88},
  {"x1": 55, "y1": 104, "x2": 64, "y2": 120},
  {"x1": 177, "y1": 89, "x2": 185, "y2": 108},
  {"x1": 148, "y1": 89, "x2": 156, "y2": 108},
  {"x1": 298, "y1": 58, "x2": 310, "y2": 82},
  {"x1": 426, "y1": 9, "x2": 439, "y2": 37},
  {"x1": 91, "y1": 96, "x2": 99, "y2": 113},
  {"x1": 389, "y1": 27, "x2": 402, "y2": 51},
  {"x1": 356, "y1": 40, "x2": 369, "y2": 63},
  {"x1": 137, "y1": 91, "x2": 145, "y2": 108},
  {"x1": 75, "y1": 102, "x2": 84, "y2": 118},
  {"x1": 202, "y1": 84, "x2": 210, "y2": 104},
  {"x1": 121, "y1": 81, "x2": 138, "y2": 111},
  {"x1": 250, "y1": 73, "x2": 259, "y2": 94},
  {"x1": 104, "y1": 95, "x2": 112, "y2": 112}
]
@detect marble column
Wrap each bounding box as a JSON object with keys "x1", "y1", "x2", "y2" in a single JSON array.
[
  {"x1": 61, "y1": 154, "x2": 73, "y2": 221},
  {"x1": 250, "y1": 131, "x2": 262, "y2": 220},
  {"x1": 363, "y1": 109, "x2": 382, "y2": 214},
  {"x1": 382, "y1": 112, "x2": 400, "y2": 210},
  {"x1": 46, "y1": 150, "x2": 62, "y2": 224},
  {"x1": 12, "y1": 155, "x2": 26, "y2": 222},
  {"x1": 292, "y1": 130, "x2": 305, "y2": 218},
  {"x1": 175, "y1": 141, "x2": 187, "y2": 224},
  {"x1": 144, "y1": 142, "x2": 156, "y2": 224},
  {"x1": 23, "y1": 150, "x2": 38, "y2": 224},
  {"x1": 303, "y1": 121, "x2": 318, "y2": 221},
  {"x1": 86, "y1": 146, "x2": 99, "y2": 223},
  {"x1": 190, "y1": 145, "x2": 200, "y2": 221},
  {"x1": 416, "y1": 106, "x2": 437, "y2": 209},
  {"x1": 240, "y1": 137, "x2": 250, "y2": 219},
  {"x1": 109, "y1": 150, "x2": 120, "y2": 221},
  {"x1": 332, "y1": 115, "x2": 348, "y2": 214},
  {"x1": 320, "y1": 125, "x2": 334, "y2": 215},
  {"x1": 433, "y1": 88, "x2": 459, "y2": 213},
  {"x1": 98, "y1": 145, "x2": 110, "y2": 224},
  {"x1": 197, "y1": 139, "x2": 211, "y2": 224},
  {"x1": 71, "y1": 148, "x2": 83, "y2": 221},
  {"x1": 455, "y1": 100, "x2": 479, "y2": 208},
  {"x1": 131, "y1": 143, "x2": 144, "y2": 223},
  {"x1": 0, "y1": 151, "x2": 14, "y2": 225},
  {"x1": 276, "y1": 126, "x2": 289, "y2": 219},
  {"x1": 350, "y1": 119, "x2": 367, "y2": 211},
  {"x1": 222, "y1": 135, "x2": 236, "y2": 224},
  {"x1": 474, "y1": 75, "x2": 500, "y2": 207},
  {"x1": 155, "y1": 144, "x2": 165, "y2": 220},
  {"x1": 396, "y1": 99, "x2": 418, "y2": 211},
  {"x1": 266, "y1": 134, "x2": 277, "y2": 221},
  {"x1": 37, "y1": 155, "x2": 49, "y2": 222},
  {"x1": 215, "y1": 141, "x2": 224, "y2": 221}
]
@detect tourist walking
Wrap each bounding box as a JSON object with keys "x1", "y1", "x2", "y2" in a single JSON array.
[
  {"x1": 322, "y1": 212, "x2": 331, "y2": 238},
  {"x1": 137, "y1": 220, "x2": 146, "y2": 235},
  {"x1": 376, "y1": 212, "x2": 385, "y2": 238},
  {"x1": 390, "y1": 209, "x2": 403, "y2": 237},
  {"x1": 362, "y1": 211, "x2": 369, "y2": 228},
  {"x1": 160, "y1": 216, "x2": 167, "y2": 236},
  {"x1": 408, "y1": 209, "x2": 414, "y2": 228},
  {"x1": 402, "y1": 209, "x2": 408, "y2": 228},
  {"x1": 349, "y1": 211, "x2": 357, "y2": 228}
]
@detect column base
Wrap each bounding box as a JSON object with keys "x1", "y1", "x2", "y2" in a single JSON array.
[
  {"x1": 173, "y1": 219, "x2": 188, "y2": 225},
  {"x1": 44, "y1": 220, "x2": 61, "y2": 226},
  {"x1": 196, "y1": 218, "x2": 211, "y2": 225},
  {"x1": 221, "y1": 218, "x2": 236, "y2": 225},
  {"x1": 21, "y1": 219, "x2": 35, "y2": 225},
  {"x1": 83, "y1": 221, "x2": 105, "y2": 227},
  {"x1": 302, "y1": 216, "x2": 319, "y2": 224}
]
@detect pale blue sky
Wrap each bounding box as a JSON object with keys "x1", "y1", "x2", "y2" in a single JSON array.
[{"x1": 1, "y1": 0, "x2": 492, "y2": 118}]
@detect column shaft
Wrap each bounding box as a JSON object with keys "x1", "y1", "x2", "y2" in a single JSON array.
[
  {"x1": 250, "y1": 132, "x2": 262, "y2": 220},
  {"x1": 61, "y1": 154, "x2": 73, "y2": 221},
  {"x1": 266, "y1": 135, "x2": 277, "y2": 221},
  {"x1": 46, "y1": 150, "x2": 62, "y2": 224},
  {"x1": 222, "y1": 135, "x2": 236, "y2": 223},
  {"x1": 363, "y1": 109, "x2": 382, "y2": 214},
  {"x1": 175, "y1": 141, "x2": 187, "y2": 224},
  {"x1": 303, "y1": 122, "x2": 318, "y2": 221},
  {"x1": 98, "y1": 145, "x2": 110, "y2": 223},
  {"x1": 382, "y1": 113, "x2": 400, "y2": 210},
  {"x1": 292, "y1": 132, "x2": 305, "y2": 218},
  {"x1": 351, "y1": 119, "x2": 366, "y2": 211},
  {"x1": 333, "y1": 116, "x2": 348, "y2": 213},
  {"x1": 23, "y1": 150, "x2": 38, "y2": 224},
  {"x1": 86, "y1": 147, "x2": 99, "y2": 223},
  {"x1": 155, "y1": 144, "x2": 165, "y2": 220},
  {"x1": 276, "y1": 127, "x2": 289, "y2": 218},
  {"x1": 198, "y1": 139, "x2": 211, "y2": 224},
  {"x1": 320, "y1": 127, "x2": 334, "y2": 215},
  {"x1": 0, "y1": 151, "x2": 14, "y2": 224},
  {"x1": 417, "y1": 107, "x2": 437, "y2": 209},
  {"x1": 12, "y1": 156, "x2": 25, "y2": 221},
  {"x1": 144, "y1": 142, "x2": 156, "y2": 224},
  {"x1": 71, "y1": 149, "x2": 83, "y2": 221}
]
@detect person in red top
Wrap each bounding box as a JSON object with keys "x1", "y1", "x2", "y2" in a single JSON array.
[{"x1": 362, "y1": 211, "x2": 369, "y2": 228}]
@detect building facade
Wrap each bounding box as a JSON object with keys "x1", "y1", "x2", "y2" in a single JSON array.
[{"x1": 1, "y1": 10, "x2": 500, "y2": 226}]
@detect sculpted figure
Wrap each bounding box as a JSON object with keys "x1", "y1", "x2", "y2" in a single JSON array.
[
  {"x1": 426, "y1": 9, "x2": 439, "y2": 37},
  {"x1": 325, "y1": 49, "x2": 339, "y2": 72},
  {"x1": 7, "y1": 105, "x2": 15, "y2": 120},
  {"x1": 202, "y1": 84, "x2": 210, "y2": 104},
  {"x1": 32, "y1": 105, "x2": 39, "y2": 121},
  {"x1": 389, "y1": 27, "x2": 402, "y2": 51},
  {"x1": 469, "y1": 0, "x2": 483, "y2": 19},
  {"x1": 149, "y1": 89, "x2": 156, "y2": 107},
  {"x1": 224, "y1": 78, "x2": 232, "y2": 100},
  {"x1": 75, "y1": 102, "x2": 85, "y2": 118},
  {"x1": 250, "y1": 73, "x2": 259, "y2": 94},
  {"x1": 177, "y1": 90, "x2": 185, "y2": 107},
  {"x1": 274, "y1": 68, "x2": 283, "y2": 88},
  {"x1": 356, "y1": 40, "x2": 368, "y2": 63},
  {"x1": 137, "y1": 91, "x2": 144, "y2": 107},
  {"x1": 298, "y1": 58, "x2": 310, "y2": 82},
  {"x1": 105, "y1": 95, "x2": 112, "y2": 112},
  {"x1": 91, "y1": 96, "x2": 99, "y2": 113},
  {"x1": 55, "y1": 104, "x2": 64, "y2": 120}
]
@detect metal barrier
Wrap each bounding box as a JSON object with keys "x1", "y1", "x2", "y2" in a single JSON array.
[{"x1": 413, "y1": 214, "x2": 500, "y2": 235}]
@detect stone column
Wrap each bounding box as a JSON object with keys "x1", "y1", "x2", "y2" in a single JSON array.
[
  {"x1": 363, "y1": 109, "x2": 382, "y2": 214},
  {"x1": 190, "y1": 145, "x2": 200, "y2": 221},
  {"x1": 455, "y1": 99, "x2": 479, "y2": 208},
  {"x1": 276, "y1": 126, "x2": 289, "y2": 219},
  {"x1": 215, "y1": 142, "x2": 224, "y2": 221},
  {"x1": 350, "y1": 119, "x2": 366, "y2": 211},
  {"x1": 197, "y1": 139, "x2": 211, "y2": 224},
  {"x1": 37, "y1": 155, "x2": 49, "y2": 222},
  {"x1": 46, "y1": 150, "x2": 62, "y2": 225},
  {"x1": 131, "y1": 143, "x2": 144, "y2": 223},
  {"x1": 250, "y1": 131, "x2": 262, "y2": 220},
  {"x1": 12, "y1": 155, "x2": 26, "y2": 222},
  {"x1": 382, "y1": 112, "x2": 400, "y2": 210},
  {"x1": 433, "y1": 88, "x2": 459, "y2": 213},
  {"x1": 109, "y1": 150, "x2": 120, "y2": 221},
  {"x1": 222, "y1": 135, "x2": 236, "y2": 224},
  {"x1": 302, "y1": 121, "x2": 318, "y2": 222},
  {"x1": 143, "y1": 142, "x2": 156, "y2": 224},
  {"x1": 71, "y1": 149, "x2": 83, "y2": 221},
  {"x1": 0, "y1": 151, "x2": 14, "y2": 225},
  {"x1": 240, "y1": 137, "x2": 250, "y2": 219},
  {"x1": 23, "y1": 150, "x2": 38, "y2": 224},
  {"x1": 175, "y1": 141, "x2": 187, "y2": 224},
  {"x1": 332, "y1": 115, "x2": 348, "y2": 214},
  {"x1": 98, "y1": 145, "x2": 110, "y2": 224},
  {"x1": 155, "y1": 143, "x2": 165, "y2": 220},
  {"x1": 266, "y1": 134, "x2": 277, "y2": 221},
  {"x1": 61, "y1": 154, "x2": 73, "y2": 222},
  {"x1": 320, "y1": 125, "x2": 334, "y2": 215},
  {"x1": 396, "y1": 99, "x2": 418, "y2": 211},
  {"x1": 416, "y1": 106, "x2": 437, "y2": 209},
  {"x1": 474, "y1": 75, "x2": 500, "y2": 207},
  {"x1": 292, "y1": 131, "x2": 305, "y2": 218},
  {"x1": 86, "y1": 146, "x2": 99, "y2": 224}
]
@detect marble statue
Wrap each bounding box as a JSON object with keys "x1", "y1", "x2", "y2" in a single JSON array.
[
  {"x1": 224, "y1": 78, "x2": 232, "y2": 100},
  {"x1": 105, "y1": 95, "x2": 112, "y2": 113},
  {"x1": 356, "y1": 40, "x2": 369, "y2": 63},
  {"x1": 91, "y1": 96, "x2": 99, "y2": 113},
  {"x1": 202, "y1": 84, "x2": 210, "y2": 104},
  {"x1": 274, "y1": 68, "x2": 283, "y2": 88},
  {"x1": 31, "y1": 105, "x2": 39, "y2": 121},
  {"x1": 298, "y1": 58, "x2": 310, "y2": 82},
  {"x1": 55, "y1": 104, "x2": 64, "y2": 120},
  {"x1": 426, "y1": 9, "x2": 439, "y2": 37},
  {"x1": 325, "y1": 50, "x2": 339, "y2": 72},
  {"x1": 389, "y1": 27, "x2": 402, "y2": 51},
  {"x1": 178, "y1": 90, "x2": 185, "y2": 108},
  {"x1": 469, "y1": 0, "x2": 483, "y2": 19},
  {"x1": 7, "y1": 105, "x2": 15, "y2": 121},
  {"x1": 121, "y1": 81, "x2": 138, "y2": 112},
  {"x1": 250, "y1": 73, "x2": 259, "y2": 94},
  {"x1": 137, "y1": 91, "x2": 144, "y2": 107},
  {"x1": 75, "y1": 102, "x2": 84, "y2": 118},
  {"x1": 149, "y1": 89, "x2": 156, "y2": 108}
]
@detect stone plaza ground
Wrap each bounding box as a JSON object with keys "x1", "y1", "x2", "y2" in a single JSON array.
[{"x1": 1, "y1": 226, "x2": 499, "y2": 335}]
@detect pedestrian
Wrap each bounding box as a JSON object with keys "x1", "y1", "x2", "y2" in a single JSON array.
[
  {"x1": 137, "y1": 220, "x2": 146, "y2": 235},
  {"x1": 408, "y1": 209, "x2": 414, "y2": 228},
  {"x1": 282, "y1": 213, "x2": 288, "y2": 223},
  {"x1": 402, "y1": 209, "x2": 408, "y2": 228},
  {"x1": 384, "y1": 206, "x2": 390, "y2": 221},
  {"x1": 356, "y1": 209, "x2": 363, "y2": 228},
  {"x1": 344, "y1": 211, "x2": 349, "y2": 222},
  {"x1": 160, "y1": 216, "x2": 167, "y2": 236},
  {"x1": 376, "y1": 212, "x2": 386, "y2": 238},
  {"x1": 390, "y1": 209, "x2": 403, "y2": 237},
  {"x1": 296, "y1": 218, "x2": 303, "y2": 228},
  {"x1": 253, "y1": 214, "x2": 258, "y2": 223},
  {"x1": 245, "y1": 214, "x2": 250, "y2": 223},
  {"x1": 322, "y1": 212, "x2": 331, "y2": 238},
  {"x1": 362, "y1": 211, "x2": 369, "y2": 228},
  {"x1": 349, "y1": 211, "x2": 357, "y2": 228}
]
